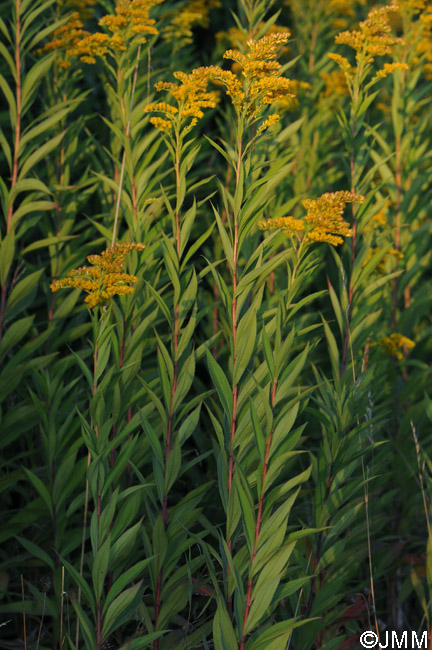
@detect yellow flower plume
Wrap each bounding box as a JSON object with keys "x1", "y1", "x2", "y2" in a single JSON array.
[
  {"x1": 50, "y1": 242, "x2": 145, "y2": 309},
  {"x1": 144, "y1": 67, "x2": 218, "y2": 134},
  {"x1": 372, "y1": 333, "x2": 415, "y2": 359},
  {"x1": 259, "y1": 191, "x2": 365, "y2": 246}
]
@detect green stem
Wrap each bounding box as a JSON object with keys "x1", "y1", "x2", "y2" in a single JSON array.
[{"x1": 111, "y1": 45, "x2": 141, "y2": 248}]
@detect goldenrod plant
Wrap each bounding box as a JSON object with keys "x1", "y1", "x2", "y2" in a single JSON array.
[{"x1": 0, "y1": 0, "x2": 431, "y2": 648}]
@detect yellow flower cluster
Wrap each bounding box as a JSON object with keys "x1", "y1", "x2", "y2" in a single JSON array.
[
  {"x1": 216, "y1": 24, "x2": 291, "y2": 57},
  {"x1": 374, "y1": 61, "x2": 409, "y2": 79},
  {"x1": 414, "y1": 6, "x2": 432, "y2": 79},
  {"x1": 163, "y1": 0, "x2": 221, "y2": 51},
  {"x1": 362, "y1": 202, "x2": 390, "y2": 235},
  {"x1": 207, "y1": 33, "x2": 295, "y2": 121},
  {"x1": 256, "y1": 113, "x2": 280, "y2": 135},
  {"x1": 145, "y1": 68, "x2": 218, "y2": 134},
  {"x1": 258, "y1": 191, "x2": 364, "y2": 246},
  {"x1": 259, "y1": 216, "x2": 305, "y2": 236},
  {"x1": 329, "y1": 4, "x2": 408, "y2": 84},
  {"x1": 38, "y1": 12, "x2": 87, "y2": 68},
  {"x1": 335, "y1": 5, "x2": 401, "y2": 59},
  {"x1": 67, "y1": 0, "x2": 162, "y2": 64},
  {"x1": 363, "y1": 246, "x2": 404, "y2": 273},
  {"x1": 372, "y1": 333, "x2": 415, "y2": 359},
  {"x1": 50, "y1": 242, "x2": 145, "y2": 309},
  {"x1": 284, "y1": 0, "x2": 367, "y2": 31},
  {"x1": 303, "y1": 191, "x2": 364, "y2": 245},
  {"x1": 396, "y1": 0, "x2": 427, "y2": 13},
  {"x1": 57, "y1": 0, "x2": 96, "y2": 19},
  {"x1": 276, "y1": 79, "x2": 311, "y2": 110},
  {"x1": 320, "y1": 70, "x2": 349, "y2": 97}
]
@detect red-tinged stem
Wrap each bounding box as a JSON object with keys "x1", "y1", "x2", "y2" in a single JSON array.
[
  {"x1": 226, "y1": 137, "x2": 242, "y2": 614},
  {"x1": 227, "y1": 217, "x2": 239, "y2": 499},
  {"x1": 7, "y1": 0, "x2": 21, "y2": 234},
  {"x1": 111, "y1": 321, "x2": 126, "y2": 468},
  {"x1": 0, "y1": 0, "x2": 21, "y2": 343},
  {"x1": 154, "y1": 132, "x2": 182, "y2": 650},
  {"x1": 341, "y1": 108, "x2": 358, "y2": 376},
  {"x1": 175, "y1": 135, "x2": 181, "y2": 257},
  {"x1": 240, "y1": 377, "x2": 277, "y2": 648},
  {"x1": 305, "y1": 462, "x2": 334, "y2": 619},
  {"x1": 392, "y1": 134, "x2": 402, "y2": 330},
  {"x1": 308, "y1": 23, "x2": 318, "y2": 76},
  {"x1": 96, "y1": 604, "x2": 101, "y2": 650},
  {"x1": 153, "y1": 300, "x2": 179, "y2": 650},
  {"x1": 215, "y1": 167, "x2": 232, "y2": 356}
]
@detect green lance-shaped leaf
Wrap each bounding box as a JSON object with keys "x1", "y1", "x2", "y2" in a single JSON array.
[
  {"x1": 226, "y1": 482, "x2": 242, "y2": 544},
  {"x1": 179, "y1": 402, "x2": 202, "y2": 445},
  {"x1": 101, "y1": 581, "x2": 144, "y2": 641},
  {"x1": 0, "y1": 73, "x2": 16, "y2": 127},
  {"x1": 178, "y1": 267, "x2": 197, "y2": 325},
  {"x1": 156, "y1": 582, "x2": 190, "y2": 630},
  {"x1": 213, "y1": 598, "x2": 238, "y2": 650},
  {"x1": 21, "y1": 54, "x2": 55, "y2": 114},
  {"x1": 0, "y1": 229, "x2": 15, "y2": 287},
  {"x1": 18, "y1": 130, "x2": 65, "y2": 180},
  {"x1": 250, "y1": 398, "x2": 266, "y2": 463},
  {"x1": 61, "y1": 557, "x2": 96, "y2": 614},
  {"x1": 103, "y1": 558, "x2": 155, "y2": 613},
  {"x1": 98, "y1": 489, "x2": 118, "y2": 547},
  {"x1": 261, "y1": 325, "x2": 275, "y2": 378},
  {"x1": 8, "y1": 178, "x2": 51, "y2": 205},
  {"x1": 22, "y1": 466, "x2": 52, "y2": 517},
  {"x1": 110, "y1": 520, "x2": 143, "y2": 572},
  {"x1": 235, "y1": 468, "x2": 256, "y2": 556},
  {"x1": 156, "y1": 332, "x2": 174, "y2": 408},
  {"x1": 161, "y1": 235, "x2": 181, "y2": 304},
  {"x1": 327, "y1": 278, "x2": 344, "y2": 337},
  {"x1": 255, "y1": 489, "x2": 300, "y2": 563},
  {"x1": 233, "y1": 305, "x2": 257, "y2": 385},
  {"x1": 181, "y1": 220, "x2": 216, "y2": 272},
  {"x1": 92, "y1": 535, "x2": 111, "y2": 603},
  {"x1": 21, "y1": 234, "x2": 76, "y2": 255},
  {"x1": 118, "y1": 632, "x2": 170, "y2": 650},
  {"x1": 246, "y1": 618, "x2": 309, "y2": 650},
  {"x1": 165, "y1": 434, "x2": 181, "y2": 494},
  {"x1": 70, "y1": 596, "x2": 97, "y2": 650},
  {"x1": 16, "y1": 536, "x2": 55, "y2": 571},
  {"x1": 177, "y1": 303, "x2": 198, "y2": 359},
  {"x1": 206, "y1": 348, "x2": 233, "y2": 420},
  {"x1": 321, "y1": 316, "x2": 340, "y2": 383},
  {"x1": 172, "y1": 348, "x2": 195, "y2": 411},
  {"x1": 18, "y1": 105, "x2": 70, "y2": 154},
  {"x1": 179, "y1": 199, "x2": 196, "y2": 259},
  {"x1": 5, "y1": 268, "x2": 44, "y2": 317},
  {"x1": 243, "y1": 541, "x2": 296, "y2": 636},
  {"x1": 0, "y1": 315, "x2": 34, "y2": 364},
  {"x1": 152, "y1": 514, "x2": 168, "y2": 574},
  {"x1": 0, "y1": 127, "x2": 11, "y2": 171},
  {"x1": 211, "y1": 203, "x2": 234, "y2": 273}
]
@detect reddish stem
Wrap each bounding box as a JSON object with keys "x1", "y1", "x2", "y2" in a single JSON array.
[
  {"x1": 154, "y1": 139, "x2": 182, "y2": 649},
  {"x1": 341, "y1": 113, "x2": 357, "y2": 376},
  {"x1": 0, "y1": 0, "x2": 21, "y2": 342},
  {"x1": 226, "y1": 138, "x2": 242, "y2": 614},
  {"x1": 240, "y1": 377, "x2": 277, "y2": 648}
]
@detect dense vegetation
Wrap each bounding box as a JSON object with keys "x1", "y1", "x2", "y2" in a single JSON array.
[{"x1": 0, "y1": 0, "x2": 431, "y2": 648}]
